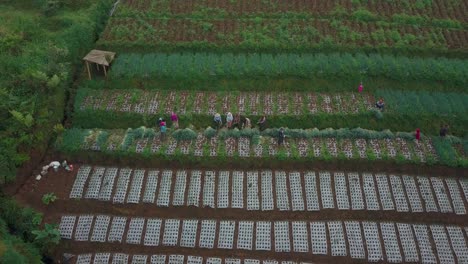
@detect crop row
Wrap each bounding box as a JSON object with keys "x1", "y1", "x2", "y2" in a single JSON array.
[
  {"x1": 375, "y1": 90, "x2": 468, "y2": 116},
  {"x1": 77, "y1": 89, "x2": 374, "y2": 116},
  {"x1": 110, "y1": 53, "x2": 468, "y2": 86},
  {"x1": 121, "y1": 0, "x2": 468, "y2": 23},
  {"x1": 56, "y1": 127, "x2": 467, "y2": 166},
  {"x1": 77, "y1": 88, "x2": 468, "y2": 118},
  {"x1": 99, "y1": 17, "x2": 467, "y2": 53}
]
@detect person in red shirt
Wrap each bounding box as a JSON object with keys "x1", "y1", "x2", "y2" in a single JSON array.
[
  {"x1": 358, "y1": 82, "x2": 363, "y2": 93},
  {"x1": 171, "y1": 111, "x2": 179, "y2": 129},
  {"x1": 415, "y1": 128, "x2": 421, "y2": 141}
]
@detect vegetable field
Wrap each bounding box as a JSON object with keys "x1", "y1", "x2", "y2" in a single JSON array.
[
  {"x1": 122, "y1": 0, "x2": 468, "y2": 22},
  {"x1": 110, "y1": 52, "x2": 468, "y2": 85},
  {"x1": 98, "y1": 0, "x2": 468, "y2": 53},
  {"x1": 77, "y1": 89, "x2": 375, "y2": 116},
  {"x1": 19, "y1": 0, "x2": 468, "y2": 263}
]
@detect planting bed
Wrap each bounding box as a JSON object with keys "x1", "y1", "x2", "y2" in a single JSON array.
[
  {"x1": 61, "y1": 128, "x2": 454, "y2": 165},
  {"x1": 69, "y1": 166, "x2": 468, "y2": 215},
  {"x1": 78, "y1": 90, "x2": 374, "y2": 116},
  {"x1": 120, "y1": 0, "x2": 468, "y2": 22},
  {"x1": 100, "y1": 17, "x2": 466, "y2": 51},
  {"x1": 99, "y1": 0, "x2": 468, "y2": 53},
  {"x1": 17, "y1": 164, "x2": 468, "y2": 264},
  {"x1": 19, "y1": 1, "x2": 466, "y2": 263}
]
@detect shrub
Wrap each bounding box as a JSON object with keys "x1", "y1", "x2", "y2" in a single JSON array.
[
  {"x1": 396, "y1": 131, "x2": 415, "y2": 140},
  {"x1": 172, "y1": 128, "x2": 197, "y2": 141},
  {"x1": 0, "y1": 197, "x2": 42, "y2": 242},
  {"x1": 120, "y1": 128, "x2": 135, "y2": 150},
  {"x1": 352, "y1": 9, "x2": 378, "y2": 22},
  {"x1": 204, "y1": 126, "x2": 217, "y2": 138},
  {"x1": 32, "y1": 223, "x2": 61, "y2": 249},
  {"x1": 371, "y1": 109, "x2": 383, "y2": 119},
  {"x1": 239, "y1": 128, "x2": 260, "y2": 138},
  {"x1": 56, "y1": 128, "x2": 88, "y2": 152},
  {"x1": 41, "y1": 193, "x2": 57, "y2": 205},
  {"x1": 95, "y1": 131, "x2": 109, "y2": 147},
  {"x1": 219, "y1": 128, "x2": 241, "y2": 139}
]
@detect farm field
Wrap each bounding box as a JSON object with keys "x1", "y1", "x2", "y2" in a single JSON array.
[
  {"x1": 15, "y1": 165, "x2": 468, "y2": 263},
  {"x1": 45, "y1": 0, "x2": 468, "y2": 262},
  {"x1": 98, "y1": 0, "x2": 468, "y2": 54},
  {"x1": 2, "y1": 0, "x2": 468, "y2": 263}
]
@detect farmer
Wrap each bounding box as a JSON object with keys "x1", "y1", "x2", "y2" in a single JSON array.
[
  {"x1": 226, "y1": 112, "x2": 233, "y2": 128},
  {"x1": 243, "y1": 117, "x2": 251, "y2": 129},
  {"x1": 415, "y1": 128, "x2": 421, "y2": 141},
  {"x1": 49, "y1": 161, "x2": 61, "y2": 172},
  {"x1": 278, "y1": 128, "x2": 285, "y2": 146},
  {"x1": 157, "y1": 117, "x2": 163, "y2": 127},
  {"x1": 160, "y1": 119, "x2": 167, "y2": 141},
  {"x1": 214, "y1": 113, "x2": 222, "y2": 129},
  {"x1": 61, "y1": 160, "x2": 74, "y2": 172},
  {"x1": 171, "y1": 111, "x2": 179, "y2": 129},
  {"x1": 232, "y1": 113, "x2": 241, "y2": 129},
  {"x1": 358, "y1": 82, "x2": 363, "y2": 93},
  {"x1": 439, "y1": 124, "x2": 449, "y2": 137},
  {"x1": 375, "y1": 98, "x2": 385, "y2": 111},
  {"x1": 258, "y1": 115, "x2": 267, "y2": 131}
]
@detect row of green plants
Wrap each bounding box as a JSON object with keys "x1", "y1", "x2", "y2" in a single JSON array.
[
  {"x1": 76, "y1": 87, "x2": 468, "y2": 117},
  {"x1": 375, "y1": 89, "x2": 468, "y2": 116},
  {"x1": 99, "y1": 17, "x2": 465, "y2": 55},
  {"x1": 75, "y1": 88, "x2": 374, "y2": 115},
  {"x1": 115, "y1": 3, "x2": 466, "y2": 30},
  {"x1": 79, "y1": 77, "x2": 465, "y2": 93},
  {"x1": 72, "y1": 106, "x2": 468, "y2": 136},
  {"x1": 110, "y1": 52, "x2": 468, "y2": 85},
  {"x1": 56, "y1": 127, "x2": 467, "y2": 167},
  {"x1": 73, "y1": 87, "x2": 468, "y2": 134},
  {"x1": 118, "y1": 0, "x2": 464, "y2": 24}
]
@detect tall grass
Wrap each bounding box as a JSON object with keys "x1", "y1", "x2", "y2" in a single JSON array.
[{"x1": 110, "y1": 52, "x2": 468, "y2": 85}]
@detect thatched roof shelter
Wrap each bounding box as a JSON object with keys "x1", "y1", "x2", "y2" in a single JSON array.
[{"x1": 83, "y1": 49, "x2": 116, "y2": 79}]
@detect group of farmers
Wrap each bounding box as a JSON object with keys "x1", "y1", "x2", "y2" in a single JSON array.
[{"x1": 154, "y1": 83, "x2": 449, "y2": 145}]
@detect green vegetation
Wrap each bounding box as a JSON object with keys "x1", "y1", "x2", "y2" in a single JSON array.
[
  {"x1": 375, "y1": 90, "x2": 468, "y2": 116},
  {"x1": 97, "y1": 0, "x2": 467, "y2": 55},
  {"x1": 110, "y1": 52, "x2": 468, "y2": 86},
  {"x1": 0, "y1": 0, "x2": 113, "y2": 262},
  {"x1": 72, "y1": 88, "x2": 467, "y2": 136},
  {"x1": 0, "y1": 196, "x2": 43, "y2": 263},
  {"x1": 31, "y1": 224, "x2": 61, "y2": 251},
  {"x1": 41, "y1": 193, "x2": 57, "y2": 205},
  {"x1": 0, "y1": 0, "x2": 113, "y2": 184},
  {"x1": 56, "y1": 127, "x2": 467, "y2": 167}
]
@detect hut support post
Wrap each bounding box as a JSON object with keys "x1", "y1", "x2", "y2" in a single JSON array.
[{"x1": 86, "y1": 61, "x2": 91, "y2": 80}]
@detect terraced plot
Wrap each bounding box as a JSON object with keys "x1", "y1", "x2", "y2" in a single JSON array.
[
  {"x1": 73, "y1": 129, "x2": 441, "y2": 164},
  {"x1": 61, "y1": 215, "x2": 468, "y2": 263},
  {"x1": 70, "y1": 166, "x2": 467, "y2": 215},
  {"x1": 78, "y1": 90, "x2": 374, "y2": 116}
]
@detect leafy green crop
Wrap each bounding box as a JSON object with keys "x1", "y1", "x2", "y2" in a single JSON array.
[{"x1": 110, "y1": 52, "x2": 468, "y2": 86}]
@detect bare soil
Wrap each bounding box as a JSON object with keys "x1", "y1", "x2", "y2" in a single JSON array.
[{"x1": 11, "y1": 162, "x2": 468, "y2": 263}]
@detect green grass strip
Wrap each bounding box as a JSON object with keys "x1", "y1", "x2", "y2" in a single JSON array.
[{"x1": 110, "y1": 52, "x2": 468, "y2": 86}]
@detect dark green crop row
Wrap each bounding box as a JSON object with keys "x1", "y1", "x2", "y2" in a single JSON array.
[{"x1": 110, "y1": 52, "x2": 468, "y2": 86}]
